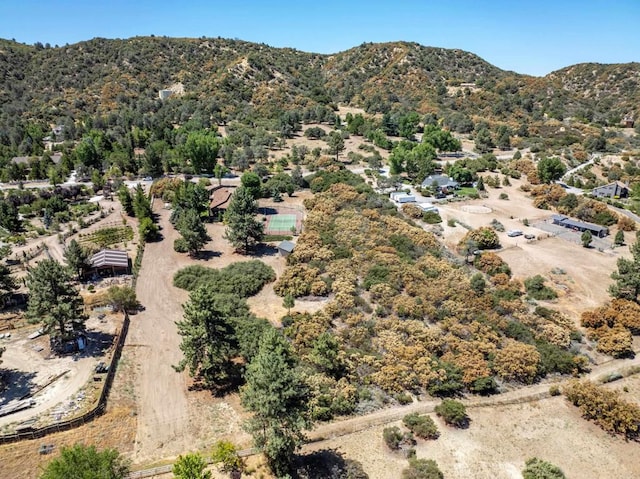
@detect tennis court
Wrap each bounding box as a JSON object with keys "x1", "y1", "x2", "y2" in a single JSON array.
[{"x1": 267, "y1": 214, "x2": 298, "y2": 232}]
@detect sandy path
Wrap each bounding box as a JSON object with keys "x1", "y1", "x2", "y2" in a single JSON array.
[{"x1": 128, "y1": 201, "x2": 194, "y2": 462}]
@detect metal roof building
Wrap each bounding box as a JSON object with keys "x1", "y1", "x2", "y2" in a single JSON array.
[{"x1": 90, "y1": 249, "x2": 130, "y2": 273}]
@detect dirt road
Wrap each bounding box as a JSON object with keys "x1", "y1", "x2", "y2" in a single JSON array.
[{"x1": 127, "y1": 201, "x2": 195, "y2": 463}]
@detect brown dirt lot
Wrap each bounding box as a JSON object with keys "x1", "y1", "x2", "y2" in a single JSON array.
[
  {"x1": 436, "y1": 178, "x2": 633, "y2": 323},
  {"x1": 310, "y1": 391, "x2": 640, "y2": 479}
]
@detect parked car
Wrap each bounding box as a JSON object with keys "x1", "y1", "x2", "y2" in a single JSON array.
[{"x1": 507, "y1": 230, "x2": 523, "y2": 237}]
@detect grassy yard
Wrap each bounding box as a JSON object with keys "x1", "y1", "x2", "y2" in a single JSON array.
[{"x1": 456, "y1": 187, "x2": 479, "y2": 197}]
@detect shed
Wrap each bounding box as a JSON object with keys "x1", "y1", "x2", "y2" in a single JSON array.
[
  {"x1": 89, "y1": 249, "x2": 130, "y2": 275},
  {"x1": 277, "y1": 240, "x2": 295, "y2": 257}
]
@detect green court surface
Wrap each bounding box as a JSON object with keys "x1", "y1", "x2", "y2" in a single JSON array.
[{"x1": 267, "y1": 214, "x2": 297, "y2": 231}]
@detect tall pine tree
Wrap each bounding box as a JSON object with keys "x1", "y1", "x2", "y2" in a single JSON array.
[
  {"x1": 224, "y1": 186, "x2": 263, "y2": 253},
  {"x1": 175, "y1": 288, "x2": 238, "y2": 389},
  {"x1": 241, "y1": 329, "x2": 311, "y2": 476},
  {"x1": 26, "y1": 259, "x2": 87, "y2": 345}
]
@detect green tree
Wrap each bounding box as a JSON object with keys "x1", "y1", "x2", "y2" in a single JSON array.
[
  {"x1": 132, "y1": 184, "x2": 152, "y2": 219},
  {"x1": 139, "y1": 216, "x2": 159, "y2": 242},
  {"x1": 537, "y1": 157, "x2": 566, "y2": 184},
  {"x1": 581, "y1": 230, "x2": 593, "y2": 248},
  {"x1": 184, "y1": 131, "x2": 220, "y2": 174},
  {"x1": 0, "y1": 245, "x2": 17, "y2": 308},
  {"x1": 474, "y1": 127, "x2": 494, "y2": 153},
  {"x1": 402, "y1": 458, "x2": 444, "y2": 479},
  {"x1": 476, "y1": 175, "x2": 485, "y2": 191},
  {"x1": 283, "y1": 293, "x2": 295, "y2": 315},
  {"x1": 175, "y1": 288, "x2": 238, "y2": 389},
  {"x1": 614, "y1": 230, "x2": 625, "y2": 246},
  {"x1": 107, "y1": 285, "x2": 138, "y2": 313},
  {"x1": 495, "y1": 125, "x2": 511, "y2": 149},
  {"x1": 91, "y1": 169, "x2": 105, "y2": 192},
  {"x1": 610, "y1": 232, "x2": 640, "y2": 302},
  {"x1": 211, "y1": 440, "x2": 243, "y2": 474},
  {"x1": 118, "y1": 187, "x2": 134, "y2": 216},
  {"x1": 39, "y1": 444, "x2": 129, "y2": 479},
  {"x1": 240, "y1": 171, "x2": 263, "y2": 199},
  {"x1": 326, "y1": 131, "x2": 345, "y2": 161},
  {"x1": 435, "y1": 399, "x2": 468, "y2": 428},
  {"x1": 144, "y1": 140, "x2": 168, "y2": 177},
  {"x1": 470, "y1": 273, "x2": 486, "y2": 295},
  {"x1": 0, "y1": 200, "x2": 21, "y2": 232},
  {"x1": 241, "y1": 329, "x2": 312, "y2": 476},
  {"x1": 522, "y1": 457, "x2": 566, "y2": 479},
  {"x1": 398, "y1": 112, "x2": 421, "y2": 140},
  {"x1": 26, "y1": 259, "x2": 87, "y2": 344},
  {"x1": 63, "y1": 239, "x2": 90, "y2": 280},
  {"x1": 224, "y1": 186, "x2": 264, "y2": 253},
  {"x1": 172, "y1": 452, "x2": 211, "y2": 479},
  {"x1": 177, "y1": 209, "x2": 210, "y2": 256}
]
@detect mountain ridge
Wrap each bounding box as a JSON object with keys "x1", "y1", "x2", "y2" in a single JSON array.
[{"x1": 0, "y1": 36, "x2": 638, "y2": 128}]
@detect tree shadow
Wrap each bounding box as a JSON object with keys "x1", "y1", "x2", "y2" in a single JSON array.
[
  {"x1": 258, "y1": 207, "x2": 278, "y2": 215},
  {"x1": 194, "y1": 250, "x2": 222, "y2": 261},
  {"x1": 0, "y1": 370, "x2": 37, "y2": 405},
  {"x1": 294, "y1": 449, "x2": 369, "y2": 479},
  {"x1": 252, "y1": 244, "x2": 278, "y2": 258}
]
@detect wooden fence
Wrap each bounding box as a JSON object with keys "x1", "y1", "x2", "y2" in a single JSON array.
[{"x1": 0, "y1": 312, "x2": 130, "y2": 445}]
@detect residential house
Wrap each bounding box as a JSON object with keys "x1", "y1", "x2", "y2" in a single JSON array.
[
  {"x1": 591, "y1": 182, "x2": 629, "y2": 199},
  {"x1": 209, "y1": 185, "x2": 236, "y2": 219},
  {"x1": 421, "y1": 174, "x2": 459, "y2": 193}
]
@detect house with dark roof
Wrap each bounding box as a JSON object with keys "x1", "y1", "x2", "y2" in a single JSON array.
[
  {"x1": 89, "y1": 249, "x2": 130, "y2": 275},
  {"x1": 421, "y1": 174, "x2": 459, "y2": 193},
  {"x1": 209, "y1": 185, "x2": 236, "y2": 219},
  {"x1": 551, "y1": 215, "x2": 609, "y2": 237},
  {"x1": 591, "y1": 182, "x2": 629, "y2": 199}
]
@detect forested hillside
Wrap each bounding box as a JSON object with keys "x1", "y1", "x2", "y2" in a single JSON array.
[{"x1": 1, "y1": 36, "x2": 639, "y2": 136}]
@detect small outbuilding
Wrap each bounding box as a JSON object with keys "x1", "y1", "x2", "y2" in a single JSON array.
[
  {"x1": 89, "y1": 249, "x2": 131, "y2": 275},
  {"x1": 277, "y1": 240, "x2": 295, "y2": 257}
]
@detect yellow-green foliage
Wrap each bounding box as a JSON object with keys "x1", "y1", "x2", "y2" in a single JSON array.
[{"x1": 278, "y1": 184, "x2": 580, "y2": 401}]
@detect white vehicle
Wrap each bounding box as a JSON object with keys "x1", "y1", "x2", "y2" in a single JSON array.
[{"x1": 507, "y1": 230, "x2": 523, "y2": 237}]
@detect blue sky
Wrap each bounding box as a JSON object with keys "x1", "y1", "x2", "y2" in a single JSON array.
[{"x1": 1, "y1": 0, "x2": 638, "y2": 76}]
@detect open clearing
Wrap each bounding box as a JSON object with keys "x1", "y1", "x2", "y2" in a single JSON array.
[{"x1": 309, "y1": 387, "x2": 640, "y2": 479}]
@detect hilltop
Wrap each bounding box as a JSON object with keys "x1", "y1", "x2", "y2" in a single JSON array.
[{"x1": 0, "y1": 36, "x2": 638, "y2": 130}]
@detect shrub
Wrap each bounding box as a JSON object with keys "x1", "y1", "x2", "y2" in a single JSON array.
[
  {"x1": 490, "y1": 219, "x2": 505, "y2": 232},
  {"x1": 173, "y1": 261, "x2": 275, "y2": 297},
  {"x1": 174, "y1": 238, "x2": 188, "y2": 253},
  {"x1": 435, "y1": 399, "x2": 468, "y2": 428},
  {"x1": 499, "y1": 192, "x2": 509, "y2": 200},
  {"x1": 475, "y1": 252, "x2": 511, "y2": 277},
  {"x1": 422, "y1": 211, "x2": 442, "y2": 224},
  {"x1": 460, "y1": 227, "x2": 500, "y2": 250},
  {"x1": 618, "y1": 216, "x2": 636, "y2": 232},
  {"x1": 402, "y1": 458, "x2": 444, "y2": 479},
  {"x1": 563, "y1": 380, "x2": 640, "y2": 439},
  {"x1": 447, "y1": 218, "x2": 456, "y2": 227},
  {"x1": 524, "y1": 275, "x2": 558, "y2": 300},
  {"x1": 522, "y1": 457, "x2": 566, "y2": 479},
  {"x1": 403, "y1": 413, "x2": 439, "y2": 439},
  {"x1": 383, "y1": 426, "x2": 415, "y2": 450}
]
